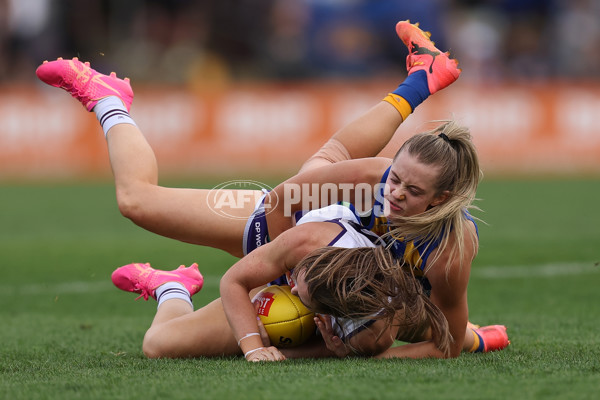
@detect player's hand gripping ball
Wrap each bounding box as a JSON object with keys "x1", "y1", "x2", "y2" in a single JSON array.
[{"x1": 252, "y1": 285, "x2": 316, "y2": 348}]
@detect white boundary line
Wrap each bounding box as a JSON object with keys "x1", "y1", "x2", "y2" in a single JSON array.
[
  {"x1": 1, "y1": 263, "x2": 598, "y2": 296},
  {"x1": 471, "y1": 261, "x2": 599, "y2": 279},
  {"x1": 0, "y1": 275, "x2": 222, "y2": 296}
]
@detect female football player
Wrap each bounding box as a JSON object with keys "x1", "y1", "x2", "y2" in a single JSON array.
[
  {"x1": 112, "y1": 208, "x2": 452, "y2": 361},
  {"x1": 36, "y1": 20, "x2": 507, "y2": 359},
  {"x1": 34, "y1": 20, "x2": 452, "y2": 258}
]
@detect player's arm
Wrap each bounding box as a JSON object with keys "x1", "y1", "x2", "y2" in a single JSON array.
[
  {"x1": 376, "y1": 231, "x2": 474, "y2": 359},
  {"x1": 427, "y1": 282, "x2": 469, "y2": 358},
  {"x1": 372, "y1": 282, "x2": 467, "y2": 360},
  {"x1": 345, "y1": 319, "x2": 397, "y2": 356},
  {"x1": 316, "y1": 315, "x2": 446, "y2": 359},
  {"x1": 426, "y1": 232, "x2": 474, "y2": 358},
  {"x1": 220, "y1": 223, "x2": 340, "y2": 361},
  {"x1": 278, "y1": 334, "x2": 336, "y2": 359},
  {"x1": 283, "y1": 317, "x2": 396, "y2": 359},
  {"x1": 265, "y1": 158, "x2": 391, "y2": 239},
  {"x1": 374, "y1": 340, "x2": 445, "y2": 359}
]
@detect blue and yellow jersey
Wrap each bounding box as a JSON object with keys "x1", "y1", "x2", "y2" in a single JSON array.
[
  {"x1": 343, "y1": 166, "x2": 478, "y2": 294},
  {"x1": 342, "y1": 167, "x2": 438, "y2": 270}
]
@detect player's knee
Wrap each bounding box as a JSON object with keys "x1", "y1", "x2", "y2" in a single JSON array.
[
  {"x1": 142, "y1": 329, "x2": 173, "y2": 359},
  {"x1": 142, "y1": 331, "x2": 160, "y2": 359},
  {"x1": 142, "y1": 345, "x2": 161, "y2": 359}
]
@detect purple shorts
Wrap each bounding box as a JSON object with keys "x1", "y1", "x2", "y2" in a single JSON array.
[{"x1": 242, "y1": 192, "x2": 269, "y2": 256}]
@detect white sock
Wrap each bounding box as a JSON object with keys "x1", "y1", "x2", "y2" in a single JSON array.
[
  {"x1": 93, "y1": 96, "x2": 137, "y2": 137},
  {"x1": 155, "y1": 282, "x2": 193, "y2": 310}
]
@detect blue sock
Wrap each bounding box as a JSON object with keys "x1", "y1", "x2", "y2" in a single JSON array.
[
  {"x1": 472, "y1": 330, "x2": 485, "y2": 353},
  {"x1": 391, "y1": 70, "x2": 431, "y2": 111}
]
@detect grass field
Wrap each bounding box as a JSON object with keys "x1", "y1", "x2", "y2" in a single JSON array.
[{"x1": 1, "y1": 178, "x2": 599, "y2": 399}]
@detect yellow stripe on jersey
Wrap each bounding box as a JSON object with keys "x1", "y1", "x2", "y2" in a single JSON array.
[
  {"x1": 370, "y1": 215, "x2": 424, "y2": 274},
  {"x1": 403, "y1": 241, "x2": 423, "y2": 272},
  {"x1": 371, "y1": 216, "x2": 390, "y2": 236}
]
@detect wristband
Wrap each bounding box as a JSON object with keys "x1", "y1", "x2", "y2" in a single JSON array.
[
  {"x1": 244, "y1": 347, "x2": 265, "y2": 358},
  {"x1": 237, "y1": 332, "x2": 260, "y2": 347}
]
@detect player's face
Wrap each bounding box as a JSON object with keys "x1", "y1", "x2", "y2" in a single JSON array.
[
  {"x1": 290, "y1": 268, "x2": 313, "y2": 310},
  {"x1": 384, "y1": 150, "x2": 448, "y2": 217}
]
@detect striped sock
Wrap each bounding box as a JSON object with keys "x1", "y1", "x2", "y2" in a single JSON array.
[
  {"x1": 155, "y1": 282, "x2": 193, "y2": 309},
  {"x1": 93, "y1": 96, "x2": 137, "y2": 137}
]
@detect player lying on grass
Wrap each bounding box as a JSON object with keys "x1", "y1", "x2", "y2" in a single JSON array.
[
  {"x1": 221, "y1": 205, "x2": 455, "y2": 361},
  {"x1": 112, "y1": 206, "x2": 452, "y2": 361},
  {"x1": 36, "y1": 20, "x2": 508, "y2": 358},
  {"x1": 113, "y1": 204, "x2": 505, "y2": 361}
]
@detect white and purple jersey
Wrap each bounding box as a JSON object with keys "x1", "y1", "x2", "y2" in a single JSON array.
[{"x1": 272, "y1": 204, "x2": 385, "y2": 342}]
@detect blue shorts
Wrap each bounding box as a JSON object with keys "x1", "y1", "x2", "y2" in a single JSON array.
[{"x1": 242, "y1": 191, "x2": 270, "y2": 256}]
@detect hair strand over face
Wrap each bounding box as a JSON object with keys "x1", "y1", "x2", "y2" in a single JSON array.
[{"x1": 295, "y1": 246, "x2": 452, "y2": 357}]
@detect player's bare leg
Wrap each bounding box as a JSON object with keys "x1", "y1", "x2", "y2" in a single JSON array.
[
  {"x1": 105, "y1": 123, "x2": 254, "y2": 257},
  {"x1": 143, "y1": 298, "x2": 241, "y2": 358},
  {"x1": 298, "y1": 103, "x2": 403, "y2": 173},
  {"x1": 299, "y1": 20, "x2": 460, "y2": 173},
  {"x1": 36, "y1": 58, "x2": 255, "y2": 257},
  {"x1": 111, "y1": 261, "x2": 241, "y2": 357}
]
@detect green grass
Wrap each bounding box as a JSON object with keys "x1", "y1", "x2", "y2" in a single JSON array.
[{"x1": 1, "y1": 178, "x2": 599, "y2": 399}]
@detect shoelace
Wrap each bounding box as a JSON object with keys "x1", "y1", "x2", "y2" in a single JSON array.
[
  {"x1": 62, "y1": 85, "x2": 92, "y2": 104},
  {"x1": 133, "y1": 283, "x2": 152, "y2": 301}
]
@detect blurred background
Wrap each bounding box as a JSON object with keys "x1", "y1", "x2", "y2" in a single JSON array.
[
  {"x1": 2, "y1": 3, "x2": 600, "y2": 396},
  {"x1": 2, "y1": 0, "x2": 600, "y2": 84},
  {"x1": 1, "y1": 0, "x2": 600, "y2": 179}
]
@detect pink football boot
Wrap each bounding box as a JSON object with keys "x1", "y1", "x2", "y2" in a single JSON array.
[
  {"x1": 111, "y1": 262, "x2": 204, "y2": 301},
  {"x1": 36, "y1": 57, "x2": 133, "y2": 111},
  {"x1": 395, "y1": 20, "x2": 461, "y2": 94},
  {"x1": 476, "y1": 325, "x2": 510, "y2": 352}
]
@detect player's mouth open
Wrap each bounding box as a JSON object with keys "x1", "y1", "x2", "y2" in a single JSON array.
[{"x1": 386, "y1": 198, "x2": 403, "y2": 213}]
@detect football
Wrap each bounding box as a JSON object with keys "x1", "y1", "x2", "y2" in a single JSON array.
[{"x1": 252, "y1": 285, "x2": 316, "y2": 348}]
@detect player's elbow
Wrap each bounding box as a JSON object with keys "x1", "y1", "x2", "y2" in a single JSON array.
[
  {"x1": 352, "y1": 334, "x2": 395, "y2": 357},
  {"x1": 219, "y1": 273, "x2": 233, "y2": 298},
  {"x1": 447, "y1": 345, "x2": 461, "y2": 359}
]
